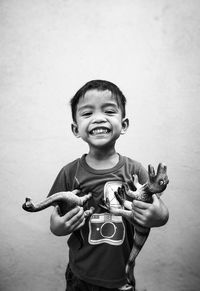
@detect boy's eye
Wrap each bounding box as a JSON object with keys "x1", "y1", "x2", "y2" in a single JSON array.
[
  {"x1": 81, "y1": 112, "x2": 92, "y2": 117},
  {"x1": 105, "y1": 109, "x2": 116, "y2": 114}
]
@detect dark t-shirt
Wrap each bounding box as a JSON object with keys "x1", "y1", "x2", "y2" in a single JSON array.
[{"x1": 48, "y1": 154, "x2": 148, "y2": 288}]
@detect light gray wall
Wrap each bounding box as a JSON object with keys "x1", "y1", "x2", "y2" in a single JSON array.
[{"x1": 1, "y1": 1, "x2": 200, "y2": 291}]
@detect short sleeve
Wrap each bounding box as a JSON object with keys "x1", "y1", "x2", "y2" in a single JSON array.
[{"x1": 47, "y1": 167, "x2": 68, "y2": 197}]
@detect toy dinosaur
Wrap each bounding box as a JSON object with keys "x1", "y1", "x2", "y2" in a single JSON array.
[
  {"x1": 22, "y1": 190, "x2": 94, "y2": 247},
  {"x1": 22, "y1": 190, "x2": 94, "y2": 217},
  {"x1": 100, "y1": 163, "x2": 169, "y2": 291}
]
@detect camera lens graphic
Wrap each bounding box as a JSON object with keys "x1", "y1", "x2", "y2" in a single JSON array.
[{"x1": 100, "y1": 221, "x2": 117, "y2": 239}]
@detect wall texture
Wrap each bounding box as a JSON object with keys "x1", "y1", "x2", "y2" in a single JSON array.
[{"x1": 0, "y1": 1, "x2": 200, "y2": 291}]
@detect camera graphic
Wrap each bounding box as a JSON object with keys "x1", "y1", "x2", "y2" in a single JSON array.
[{"x1": 88, "y1": 181, "x2": 125, "y2": 246}]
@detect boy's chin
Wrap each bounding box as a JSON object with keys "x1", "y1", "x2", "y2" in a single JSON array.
[
  {"x1": 86, "y1": 133, "x2": 120, "y2": 148},
  {"x1": 88, "y1": 139, "x2": 116, "y2": 149}
]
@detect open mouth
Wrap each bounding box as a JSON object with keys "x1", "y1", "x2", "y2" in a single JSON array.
[{"x1": 89, "y1": 127, "x2": 111, "y2": 135}]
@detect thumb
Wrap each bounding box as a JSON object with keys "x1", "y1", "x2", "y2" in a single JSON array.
[
  {"x1": 53, "y1": 204, "x2": 61, "y2": 216},
  {"x1": 152, "y1": 194, "x2": 160, "y2": 206}
]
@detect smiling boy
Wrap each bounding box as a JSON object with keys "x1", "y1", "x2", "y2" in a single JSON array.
[
  {"x1": 48, "y1": 80, "x2": 169, "y2": 291},
  {"x1": 71, "y1": 88, "x2": 129, "y2": 169}
]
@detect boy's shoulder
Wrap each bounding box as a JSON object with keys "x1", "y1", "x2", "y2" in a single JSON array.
[
  {"x1": 121, "y1": 155, "x2": 148, "y2": 183},
  {"x1": 61, "y1": 156, "x2": 81, "y2": 172},
  {"x1": 121, "y1": 155, "x2": 144, "y2": 169}
]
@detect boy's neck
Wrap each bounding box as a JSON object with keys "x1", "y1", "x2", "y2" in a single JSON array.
[{"x1": 86, "y1": 148, "x2": 119, "y2": 170}]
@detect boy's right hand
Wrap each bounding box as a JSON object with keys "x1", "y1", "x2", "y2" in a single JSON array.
[{"x1": 50, "y1": 205, "x2": 86, "y2": 236}]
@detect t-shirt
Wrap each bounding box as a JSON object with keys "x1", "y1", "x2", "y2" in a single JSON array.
[{"x1": 48, "y1": 154, "x2": 148, "y2": 288}]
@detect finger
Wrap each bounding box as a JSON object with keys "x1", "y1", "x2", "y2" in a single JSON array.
[
  {"x1": 152, "y1": 193, "x2": 158, "y2": 201},
  {"x1": 132, "y1": 214, "x2": 145, "y2": 226},
  {"x1": 84, "y1": 207, "x2": 95, "y2": 217},
  {"x1": 74, "y1": 218, "x2": 86, "y2": 230},
  {"x1": 62, "y1": 206, "x2": 82, "y2": 221},
  {"x1": 132, "y1": 206, "x2": 145, "y2": 216},
  {"x1": 134, "y1": 209, "x2": 152, "y2": 226},
  {"x1": 67, "y1": 207, "x2": 85, "y2": 225},
  {"x1": 67, "y1": 208, "x2": 85, "y2": 231},
  {"x1": 52, "y1": 205, "x2": 61, "y2": 217},
  {"x1": 70, "y1": 217, "x2": 85, "y2": 231},
  {"x1": 132, "y1": 199, "x2": 150, "y2": 210},
  {"x1": 152, "y1": 194, "x2": 161, "y2": 206}
]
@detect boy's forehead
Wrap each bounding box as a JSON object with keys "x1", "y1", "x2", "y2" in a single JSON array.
[{"x1": 79, "y1": 89, "x2": 117, "y2": 105}]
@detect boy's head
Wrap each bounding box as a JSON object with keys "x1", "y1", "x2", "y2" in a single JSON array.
[{"x1": 70, "y1": 80, "x2": 127, "y2": 123}]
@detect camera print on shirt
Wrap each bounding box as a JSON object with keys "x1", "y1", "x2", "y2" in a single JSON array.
[{"x1": 88, "y1": 181, "x2": 125, "y2": 246}]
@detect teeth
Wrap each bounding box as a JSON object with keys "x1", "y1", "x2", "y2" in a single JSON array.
[{"x1": 91, "y1": 128, "x2": 109, "y2": 135}]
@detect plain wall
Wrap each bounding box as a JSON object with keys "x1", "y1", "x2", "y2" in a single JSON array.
[{"x1": 0, "y1": 1, "x2": 200, "y2": 290}]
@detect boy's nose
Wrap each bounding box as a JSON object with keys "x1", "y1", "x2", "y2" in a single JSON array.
[{"x1": 92, "y1": 113, "x2": 107, "y2": 123}]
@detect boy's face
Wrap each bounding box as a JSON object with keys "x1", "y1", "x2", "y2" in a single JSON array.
[{"x1": 71, "y1": 89, "x2": 129, "y2": 149}]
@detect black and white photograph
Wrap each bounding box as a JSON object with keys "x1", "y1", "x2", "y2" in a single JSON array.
[{"x1": 0, "y1": 1, "x2": 199, "y2": 291}]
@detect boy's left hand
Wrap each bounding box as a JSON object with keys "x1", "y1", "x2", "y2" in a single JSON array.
[{"x1": 132, "y1": 194, "x2": 169, "y2": 228}]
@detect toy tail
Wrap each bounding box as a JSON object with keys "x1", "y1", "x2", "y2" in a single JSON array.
[{"x1": 126, "y1": 226, "x2": 150, "y2": 286}]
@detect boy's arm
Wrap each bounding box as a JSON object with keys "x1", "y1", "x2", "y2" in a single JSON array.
[
  {"x1": 132, "y1": 194, "x2": 169, "y2": 228},
  {"x1": 50, "y1": 205, "x2": 86, "y2": 236}
]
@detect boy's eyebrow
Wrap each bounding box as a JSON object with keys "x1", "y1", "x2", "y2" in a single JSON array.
[
  {"x1": 78, "y1": 102, "x2": 119, "y2": 111},
  {"x1": 102, "y1": 102, "x2": 119, "y2": 108},
  {"x1": 77, "y1": 104, "x2": 94, "y2": 111}
]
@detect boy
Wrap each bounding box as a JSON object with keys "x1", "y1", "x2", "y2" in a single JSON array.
[{"x1": 48, "y1": 80, "x2": 169, "y2": 291}]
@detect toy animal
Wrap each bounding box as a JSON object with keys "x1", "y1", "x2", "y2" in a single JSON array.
[
  {"x1": 22, "y1": 190, "x2": 94, "y2": 217},
  {"x1": 22, "y1": 190, "x2": 94, "y2": 247},
  {"x1": 100, "y1": 163, "x2": 169, "y2": 291}
]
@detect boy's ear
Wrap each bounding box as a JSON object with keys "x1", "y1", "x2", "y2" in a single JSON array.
[
  {"x1": 71, "y1": 123, "x2": 80, "y2": 138},
  {"x1": 121, "y1": 118, "x2": 129, "y2": 135}
]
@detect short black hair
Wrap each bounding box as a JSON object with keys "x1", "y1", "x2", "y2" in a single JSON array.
[{"x1": 70, "y1": 80, "x2": 127, "y2": 122}]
